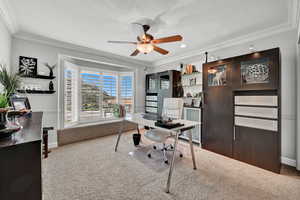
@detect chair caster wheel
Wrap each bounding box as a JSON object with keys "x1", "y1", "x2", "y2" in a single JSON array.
[
  {"x1": 180, "y1": 154, "x2": 183, "y2": 158},
  {"x1": 170, "y1": 146, "x2": 174, "y2": 150},
  {"x1": 164, "y1": 160, "x2": 169, "y2": 164},
  {"x1": 153, "y1": 146, "x2": 156, "y2": 150},
  {"x1": 147, "y1": 154, "x2": 151, "y2": 158}
]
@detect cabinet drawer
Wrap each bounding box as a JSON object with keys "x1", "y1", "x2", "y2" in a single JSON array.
[
  {"x1": 146, "y1": 101, "x2": 157, "y2": 107},
  {"x1": 235, "y1": 96, "x2": 277, "y2": 106},
  {"x1": 146, "y1": 96, "x2": 158, "y2": 101},
  {"x1": 235, "y1": 106, "x2": 277, "y2": 119},
  {"x1": 235, "y1": 117, "x2": 277, "y2": 131},
  {"x1": 146, "y1": 107, "x2": 157, "y2": 113}
]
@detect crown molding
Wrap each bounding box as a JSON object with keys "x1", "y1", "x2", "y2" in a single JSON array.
[
  {"x1": 13, "y1": 32, "x2": 152, "y2": 68},
  {"x1": 0, "y1": 0, "x2": 18, "y2": 33},
  {"x1": 153, "y1": 22, "x2": 295, "y2": 67},
  {"x1": 153, "y1": 0, "x2": 298, "y2": 67}
]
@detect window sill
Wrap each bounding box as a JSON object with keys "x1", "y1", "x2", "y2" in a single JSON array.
[{"x1": 63, "y1": 118, "x2": 123, "y2": 130}]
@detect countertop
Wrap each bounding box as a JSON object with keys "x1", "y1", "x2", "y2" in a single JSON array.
[{"x1": 0, "y1": 112, "x2": 43, "y2": 149}]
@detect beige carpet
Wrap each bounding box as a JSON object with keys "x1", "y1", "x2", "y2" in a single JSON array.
[{"x1": 43, "y1": 132, "x2": 300, "y2": 200}]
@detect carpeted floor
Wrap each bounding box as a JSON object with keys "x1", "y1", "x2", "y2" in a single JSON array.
[{"x1": 43, "y1": 132, "x2": 300, "y2": 200}]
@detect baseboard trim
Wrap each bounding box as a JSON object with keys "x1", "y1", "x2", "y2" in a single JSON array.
[
  {"x1": 48, "y1": 142, "x2": 58, "y2": 149},
  {"x1": 281, "y1": 157, "x2": 296, "y2": 167}
]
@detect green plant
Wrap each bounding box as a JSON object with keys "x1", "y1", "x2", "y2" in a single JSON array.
[
  {"x1": 0, "y1": 94, "x2": 8, "y2": 108},
  {"x1": 0, "y1": 64, "x2": 20, "y2": 98}
]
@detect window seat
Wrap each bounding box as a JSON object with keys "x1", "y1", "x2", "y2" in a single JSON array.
[{"x1": 57, "y1": 120, "x2": 136, "y2": 146}]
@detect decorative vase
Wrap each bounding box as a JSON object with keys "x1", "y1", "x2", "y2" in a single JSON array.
[
  {"x1": 0, "y1": 109, "x2": 8, "y2": 130},
  {"x1": 49, "y1": 70, "x2": 53, "y2": 78},
  {"x1": 49, "y1": 81, "x2": 54, "y2": 91},
  {"x1": 133, "y1": 133, "x2": 141, "y2": 146}
]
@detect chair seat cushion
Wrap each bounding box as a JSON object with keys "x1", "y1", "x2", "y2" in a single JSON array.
[{"x1": 144, "y1": 130, "x2": 170, "y2": 143}]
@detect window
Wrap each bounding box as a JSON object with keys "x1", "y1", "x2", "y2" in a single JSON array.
[
  {"x1": 120, "y1": 75, "x2": 133, "y2": 113},
  {"x1": 63, "y1": 63, "x2": 134, "y2": 127}
]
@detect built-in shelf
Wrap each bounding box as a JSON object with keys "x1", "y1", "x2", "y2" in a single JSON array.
[
  {"x1": 182, "y1": 84, "x2": 202, "y2": 87},
  {"x1": 17, "y1": 90, "x2": 56, "y2": 94},
  {"x1": 20, "y1": 75, "x2": 56, "y2": 80},
  {"x1": 182, "y1": 72, "x2": 201, "y2": 77}
]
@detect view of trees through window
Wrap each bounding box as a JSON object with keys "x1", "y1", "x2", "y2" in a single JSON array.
[{"x1": 64, "y1": 64, "x2": 133, "y2": 127}]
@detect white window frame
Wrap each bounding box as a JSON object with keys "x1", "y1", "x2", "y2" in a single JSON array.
[{"x1": 61, "y1": 62, "x2": 135, "y2": 128}]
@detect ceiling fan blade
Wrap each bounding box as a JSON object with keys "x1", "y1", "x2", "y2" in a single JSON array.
[
  {"x1": 153, "y1": 45, "x2": 169, "y2": 55},
  {"x1": 151, "y1": 35, "x2": 183, "y2": 44},
  {"x1": 108, "y1": 40, "x2": 137, "y2": 44},
  {"x1": 130, "y1": 49, "x2": 140, "y2": 56}
]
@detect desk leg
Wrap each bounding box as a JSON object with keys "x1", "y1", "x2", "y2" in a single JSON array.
[
  {"x1": 166, "y1": 131, "x2": 179, "y2": 193},
  {"x1": 114, "y1": 119, "x2": 124, "y2": 152},
  {"x1": 189, "y1": 129, "x2": 197, "y2": 170}
]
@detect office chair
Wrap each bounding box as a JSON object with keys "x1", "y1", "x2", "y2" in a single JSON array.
[{"x1": 144, "y1": 98, "x2": 184, "y2": 164}]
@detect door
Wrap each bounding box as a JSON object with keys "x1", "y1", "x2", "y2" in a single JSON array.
[{"x1": 202, "y1": 60, "x2": 233, "y2": 157}]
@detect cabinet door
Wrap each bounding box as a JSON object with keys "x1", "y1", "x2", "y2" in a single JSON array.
[
  {"x1": 202, "y1": 61, "x2": 233, "y2": 157},
  {"x1": 234, "y1": 126, "x2": 280, "y2": 173},
  {"x1": 232, "y1": 48, "x2": 279, "y2": 90},
  {"x1": 146, "y1": 73, "x2": 158, "y2": 93}
]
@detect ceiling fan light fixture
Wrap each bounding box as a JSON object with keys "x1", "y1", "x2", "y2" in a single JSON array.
[{"x1": 137, "y1": 43, "x2": 154, "y2": 54}]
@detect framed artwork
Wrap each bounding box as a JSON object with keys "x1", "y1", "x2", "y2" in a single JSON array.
[
  {"x1": 241, "y1": 58, "x2": 270, "y2": 84},
  {"x1": 208, "y1": 65, "x2": 227, "y2": 86},
  {"x1": 19, "y1": 56, "x2": 37, "y2": 77},
  {"x1": 10, "y1": 97, "x2": 31, "y2": 110}
]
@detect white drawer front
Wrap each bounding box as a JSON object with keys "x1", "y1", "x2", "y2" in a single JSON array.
[
  {"x1": 235, "y1": 106, "x2": 278, "y2": 119},
  {"x1": 146, "y1": 96, "x2": 158, "y2": 101},
  {"x1": 235, "y1": 96, "x2": 277, "y2": 106},
  {"x1": 146, "y1": 107, "x2": 157, "y2": 113},
  {"x1": 146, "y1": 101, "x2": 157, "y2": 107},
  {"x1": 235, "y1": 117, "x2": 277, "y2": 131}
]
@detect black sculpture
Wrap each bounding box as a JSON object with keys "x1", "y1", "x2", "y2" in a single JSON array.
[{"x1": 44, "y1": 63, "x2": 56, "y2": 78}]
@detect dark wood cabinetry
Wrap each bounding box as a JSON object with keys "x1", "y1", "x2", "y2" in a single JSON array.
[
  {"x1": 0, "y1": 112, "x2": 43, "y2": 200},
  {"x1": 202, "y1": 48, "x2": 281, "y2": 173},
  {"x1": 145, "y1": 70, "x2": 182, "y2": 116}
]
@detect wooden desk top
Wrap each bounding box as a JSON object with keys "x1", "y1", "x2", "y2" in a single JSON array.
[{"x1": 0, "y1": 112, "x2": 43, "y2": 149}]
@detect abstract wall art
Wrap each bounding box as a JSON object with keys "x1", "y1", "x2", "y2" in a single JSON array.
[
  {"x1": 241, "y1": 58, "x2": 270, "y2": 84},
  {"x1": 19, "y1": 56, "x2": 37, "y2": 77}
]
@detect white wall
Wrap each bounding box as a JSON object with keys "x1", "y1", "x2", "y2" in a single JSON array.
[
  {"x1": 151, "y1": 29, "x2": 298, "y2": 165},
  {"x1": 0, "y1": 15, "x2": 11, "y2": 69},
  {"x1": 297, "y1": 18, "x2": 300, "y2": 170},
  {"x1": 11, "y1": 37, "x2": 146, "y2": 148}
]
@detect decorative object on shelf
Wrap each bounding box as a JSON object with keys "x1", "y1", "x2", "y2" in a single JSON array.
[
  {"x1": 0, "y1": 94, "x2": 8, "y2": 130},
  {"x1": 49, "y1": 81, "x2": 54, "y2": 91},
  {"x1": 208, "y1": 65, "x2": 227, "y2": 86},
  {"x1": 113, "y1": 104, "x2": 126, "y2": 118},
  {"x1": 205, "y1": 52, "x2": 208, "y2": 63},
  {"x1": 189, "y1": 78, "x2": 196, "y2": 86},
  {"x1": 180, "y1": 63, "x2": 184, "y2": 74},
  {"x1": 44, "y1": 63, "x2": 56, "y2": 78},
  {"x1": 185, "y1": 64, "x2": 196, "y2": 74},
  {"x1": 192, "y1": 98, "x2": 201, "y2": 108},
  {"x1": 19, "y1": 56, "x2": 37, "y2": 77},
  {"x1": 0, "y1": 64, "x2": 21, "y2": 99},
  {"x1": 241, "y1": 58, "x2": 270, "y2": 84},
  {"x1": 183, "y1": 98, "x2": 193, "y2": 107}
]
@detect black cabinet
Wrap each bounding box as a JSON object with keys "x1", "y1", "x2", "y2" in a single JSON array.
[
  {"x1": 0, "y1": 112, "x2": 43, "y2": 199},
  {"x1": 145, "y1": 70, "x2": 182, "y2": 116}
]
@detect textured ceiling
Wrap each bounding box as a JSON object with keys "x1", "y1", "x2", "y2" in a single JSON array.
[{"x1": 8, "y1": 0, "x2": 290, "y2": 62}]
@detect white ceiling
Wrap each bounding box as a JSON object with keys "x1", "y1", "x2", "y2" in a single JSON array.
[{"x1": 7, "y1": 0, "x2": 292, "y2": 62}]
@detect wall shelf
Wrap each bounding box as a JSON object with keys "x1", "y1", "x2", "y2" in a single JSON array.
[
  {"x1": 20, "y1": 75, "x2": 56, "y2": 80},
  {"x1": 17, "y1": 90, "x2": 56, "y2": 94}
]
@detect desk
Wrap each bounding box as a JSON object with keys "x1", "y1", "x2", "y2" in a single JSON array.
[{"x1": 114, "y1": 113, "x2": 200, "y2": 193}]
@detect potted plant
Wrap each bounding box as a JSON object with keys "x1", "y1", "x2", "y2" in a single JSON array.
[
  {"x1": 0, "y1": 94, "x2": 8, "y2": 129},
  {"x1": 0, "y1": 64, "x2": 21, "y2": 100}
]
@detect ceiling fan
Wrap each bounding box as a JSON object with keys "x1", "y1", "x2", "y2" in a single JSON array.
[{"x1": 108, "y1": 23, "x2": 183, "y2": 56}]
